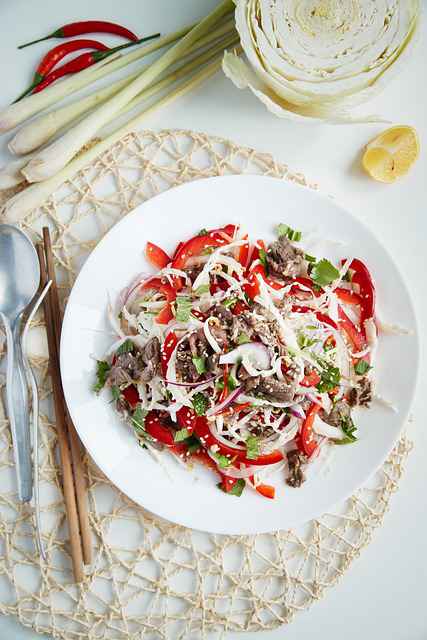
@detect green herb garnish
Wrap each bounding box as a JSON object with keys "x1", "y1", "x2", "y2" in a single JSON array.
[
  {"x1": 195, "y1": 284, "x2": 210, "y2": 296},
  {"x1": 111, "y1": 385, "x2": 120, "y2": 402},
  {"x1": 174, "y1": 428, "x2": 191, "y2": 442},
  {"x1": 185, "y1": 435, "x2": 202, "y2": 454},
  {"x1": 334, "y1": 416, "x2": 358, "y2": 445},
  {"x1": 310, "y1": 259, "x2": 340, "y2": 288},
  {"x1": 93, "y1": 360, "x2": 110, "y2": 393},
  {"x1": 116, "y1": 339, "x2": 134, "y2": 356},
  {"x1": 192, "y1": 356, "x2": 206, "y2": 375},
  {"x1": 354, "y1": 360, "x2": 372, "y2": 376},
  {"x1": 201, "y1": 246, "x2": 215, "y2": 256},
  {"x1": 297, "y1": 333, "x2": 319, "y2": 349},
  {"x1": 218, "y1": 478, "x2": 245, "y2": 496},
  {"x1": 316, "y1": 360, "x2": 341, "y2": 393},
  {"x1": 198, "y1": 228, "x2": 208, "y2": 236},
  {"x1": 131, "y1": 406, "x2": 148, "y2": 432},
  {"x1": 192, "y1": 392, "x2": 209, "y2": 416},
  {"x1": 259, "y1": 248, "x2": 269, "y2": 273},
  {"x1": 245, "y1": 435, "x2": 260, "y2": 460},
  {"x1": 276, "y1": 223, "x2": 302, "y2": 242},
  {"x1": 304, "y1": 253, "x2": 316, "y2": 263},
  {"x1": 223, "y1": 297, "x2": 238, "y2": 308},
  {"x1": 212, "y1": 452, "x2": 231, "y2": 469},
  {"x1": 237, "y1": 332, "x2": 251, "y2": 345},
  {"x1": 175, "y1": 296, "x2": 192, "y2": 322}
]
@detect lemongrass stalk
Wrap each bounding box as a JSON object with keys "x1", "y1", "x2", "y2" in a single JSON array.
[
  {"x1": 99, "y1": 33, "x2": 239, "y2": 137},
  {"x1": 9, "y1": 20, "x2": 236, "y2": 155},
  {"x1": 0, "y1": 156, "x2": 32, "y2": 189},
  {"x1": 0, "y1": 24, "x2": 197, "y2": 133},
  {"x1": 3, "y1": 52, "x2": 231, "y2": 222},
  {"x1": 22, "y1": 0, "x2": 234, "y2": 183}
]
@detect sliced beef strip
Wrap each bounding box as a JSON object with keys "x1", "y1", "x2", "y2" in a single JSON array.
[
  {"x1": 348, "y1": 377, "x2": 372, "y2": 407},
  {"x1": 321, "y1": 400, "x2": 351, "y2": 427},
  {"x1": 286, "y1": 449, "x2": 307, "y2": 488},
  {"x1": 266, "y1": 235, "x2": 305, "y2": 279},
  {"x1": 211, "y1": 304, "x2": 234, "y2": 327},
  {"x1": 138, "y1": 337, "x2": 161, "y2": 383},
  {"x1": 176, "y1": 330, "x2": 210, "y2": 383},
  {"x1": 242, "y1": 374, "x2": 295, "y2": 402},
  {"x1": 207, "y1": 353, "x2": 221, "y2": 376},
  {"x1": 106, "y1": 352, "x2": 138, "y2": 388}
]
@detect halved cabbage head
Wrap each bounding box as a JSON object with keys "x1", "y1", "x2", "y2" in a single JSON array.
[{"x1": 223, "y1": 0, "x2": 420, "y2": 123}]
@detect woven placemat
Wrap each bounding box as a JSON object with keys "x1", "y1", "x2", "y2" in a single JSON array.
[{"x1": 0, "y1": 129, "x2": 412, "y2": 639}]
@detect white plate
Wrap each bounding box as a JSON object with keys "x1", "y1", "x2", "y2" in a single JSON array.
[{"x1": 61, "y1": 175, "x2": 419, "y2": 534}]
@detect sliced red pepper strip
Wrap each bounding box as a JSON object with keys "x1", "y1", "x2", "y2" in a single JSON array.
[
  {"x1": 342, "y1": 258, "x2": 375, "y2": 322},
  {"x1": 299, "y1": 402, "x2": 321, "y2": 457},
  {"x1": 144, "y1": 411, "x2": 176, "y2": 446},
  {"x1": 191, "y1": 309, "x2": 207, "y2": 322},
  {"x1": 231, "y1": 300, "x2": 249, "y2": 316},
  {"x1": 238, "y1": 236, "x2": 249, "y2": 268},
  {"x1": 122, "y1": 384, "x2": 139, "y2": 409},
  {"x1": 244, "y1": 264, "x2": 283, "y2": 300},
  {"x1": 145, "y1": 241, "x2": 171, "y2": 269},
  {"x1": 141, "y1": 278, "x2": 177, "y2": 325},
  {"x1": 176, "y1": 407, "x2": 196, "y2": 434},
  {"x1": 289, "y1": 276, "x2": 321, "y2": 298},
  {"x1": 161, "y1": 331, "x2": 178, "y2": 377},
  {"x1": 194, "y1": 417, "x2": 283, "y2": 466},
  {"x1": 292, "y1": 305, "x2": 338, "y2": 330},
  {"x1": 335, "y1": 287, "x2": 362, "y2": 306},
  {"x1": 172, "y1": 225, "x2": 237, "y2": 271},
  {"x1": 255, "y1": 483, "x2": 275, "y2": 499},
  {"x1": 300, "y1": 371, "x2": 321, "y2": 388},
  {"x1": 338, "y1": 306, "x2": 366, "y2": 352}
]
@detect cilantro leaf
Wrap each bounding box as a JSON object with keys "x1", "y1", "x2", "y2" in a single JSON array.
[
  {"x1": 276, "y1": 223, "x2": 302, "y2": 242},
  {"x1": 93, "y1": 360, "x2": 110, "y2": 393},
  {"x1": 304, "y1": 253, "x2": 316, "y2": 263},
  {"x1": 131, "y1": 406, "x2": 148, "y2": 432},
  {"x1": 185, "y1": 435, "x2": 202, "y2": 453},
  {"x1": 245, "y1": 435, "x2": 260, "y2": 460},
  {"x1": 198, "y1": 228, "x2": 208, "y2": 236},
  {"x1": 218, "y1": 478, "x2": 245, "y2": 497},
  {"x1": 175, "y1": 296, "x2": 192, "y2": 322},
  {"x1": 223, "y1": 297, "x2": 238, "y2": 309},
  {"x1": 192, "y1": 356, "x2": 206, "y2": 375},
  {"x1": 116, "y1": 339, "x2": 134, "y2": 356},
  {"x1": 174, "y1": 428, "x2": 190, "y2": 442},
  {"x1": 297, "y1": 333, "x2": 319, "y2": 349},
  {"x1": 212, "y1": 451, "x2": 231, "y2": 469},
  {"x1": 354, "y1": 360, "x2": 372, "y2": 376},
  {"x1": 111, "y1": 385, "x2": 120, "y2": 402},
  {"x1": 259, "y1": 249, "x2": 269, "y2": 273},
  {"x1": 237, "y1": 332, "x2": 251, "y2": 345},
  {"x1": 310, "y1": 259, "x2": 340, "y2": 288},
  {"x1": 334, "y1": 416, "x2": 358, "y2": 445},
  {"x1": 316, "y1": 361, "x2": 341, "y2": 393},
  {"x1": 192, "y1": 392, "x2": 209, "y2": 416},
  {"x1": 195, "y1": 284, "x2": 210, "y2": 296}
]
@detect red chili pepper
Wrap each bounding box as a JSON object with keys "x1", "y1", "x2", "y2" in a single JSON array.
[
  {"x1": 31, "y1": 33, "x2": 160, "y2": 94},
  {"x1": 299, "y1": 402, "x2": 321, "y2": 457},
  {"x1": 18, "y1": 20, "x2": 140, "y2": 50},
  {"x1": 145, "y1": 241, "x2": 171, "y2": 269},
  {"x1": 161, "y1": 331, "x2": 178, "y2": 377},
  {"x1": 122, "y1": 384, "x2": 139, "y2": 408}
]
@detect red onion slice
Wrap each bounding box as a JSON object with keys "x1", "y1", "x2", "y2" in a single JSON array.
[
  {"x1": 206, "y1": 387, "x2": 243, "y2": 416},
  {"x1": 162, "y1": 376, "x2": 217, "y2": 388}
]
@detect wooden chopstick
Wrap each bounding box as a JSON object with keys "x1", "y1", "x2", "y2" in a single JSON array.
[
  {"x1": 37, "y1": 243, "x2": 84, "y2": 582},
  {"x1": 42, "y1": 228, "x2": 92, "y2": 567}
]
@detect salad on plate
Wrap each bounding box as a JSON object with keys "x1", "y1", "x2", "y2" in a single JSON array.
[{"x1": 93, "y1": 222, "x2": 379, "y2": 499}]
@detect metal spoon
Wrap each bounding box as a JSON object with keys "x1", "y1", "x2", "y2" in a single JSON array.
[{"x1": 0, "y1": 224, "x2": 40, "y2": 502}]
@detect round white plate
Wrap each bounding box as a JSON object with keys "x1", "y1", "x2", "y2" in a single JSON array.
[{"x1": 61, "y1": 175, "x2": 418, "y2": 534}]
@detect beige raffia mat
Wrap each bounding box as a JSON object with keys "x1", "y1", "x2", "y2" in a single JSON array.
[{"x1": 0, "y1": 129, "x2": 412, "y2": 639}]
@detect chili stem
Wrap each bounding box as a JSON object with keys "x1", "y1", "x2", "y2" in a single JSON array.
[{"x1": 18, "y1": 35, "x2": 55, "y2": 50}]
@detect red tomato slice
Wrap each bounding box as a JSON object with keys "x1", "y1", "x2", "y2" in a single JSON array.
[
  {"x1": 299, "y1": 402, "x2": 321, "y2": 457},
  {"x1": 161, "y1": 331, "x2": 178, "y2": 377},
  {"x1": 145, "y1": 242, "x2": 171, "y2": 269}
]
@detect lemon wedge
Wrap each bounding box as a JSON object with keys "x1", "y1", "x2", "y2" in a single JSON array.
[{"x1": 362, "y1": 125, "x2": 420, "y2": 183}]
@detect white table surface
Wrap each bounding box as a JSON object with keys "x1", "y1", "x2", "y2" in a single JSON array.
[{"x1": 0, "y1": 1, "x2": 426, "y2": 639}]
